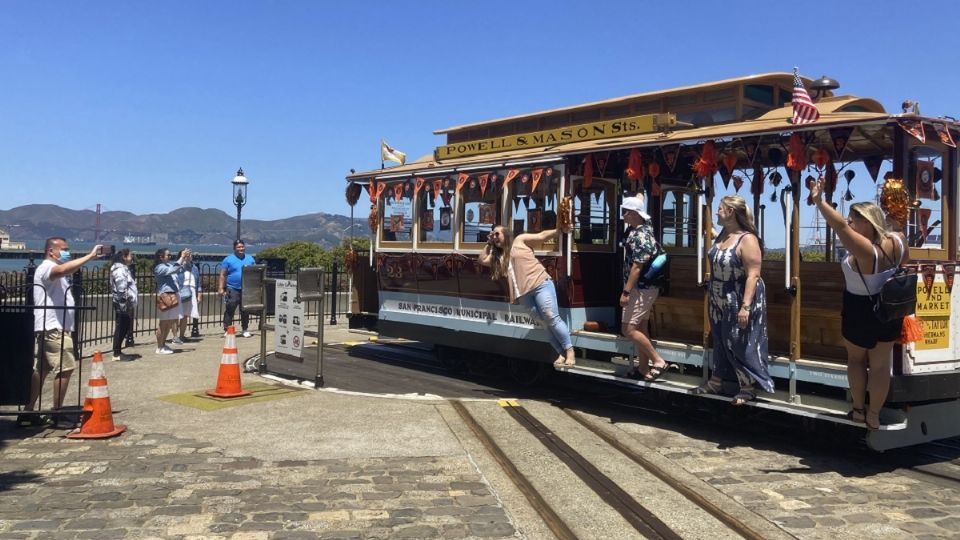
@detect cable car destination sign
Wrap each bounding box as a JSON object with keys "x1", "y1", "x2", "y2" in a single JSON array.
[{"x1": 435, "y1": 113, "x2": 676, "y2": 160}]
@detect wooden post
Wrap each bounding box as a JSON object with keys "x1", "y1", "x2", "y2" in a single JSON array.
[{"x1": 789, "y1": 171, "x2": 802, "y2": 403}]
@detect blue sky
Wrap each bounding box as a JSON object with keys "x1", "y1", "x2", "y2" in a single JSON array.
[{"x1": 2, "y1": 0, "x2": 958, "y2": 237}]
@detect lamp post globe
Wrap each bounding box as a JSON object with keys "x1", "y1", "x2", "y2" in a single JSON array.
[{"x1": 231, "y1": 168, "x2": 249, "y2": 242}]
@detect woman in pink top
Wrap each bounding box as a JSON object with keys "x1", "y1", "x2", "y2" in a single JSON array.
[{"x1": 479, "y1": 224, "x2": 576, "y2": 367}]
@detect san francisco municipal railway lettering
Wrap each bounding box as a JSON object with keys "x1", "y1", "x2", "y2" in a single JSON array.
[{"x1": 394, "y1": 301, "x2": 539, "y2": 326}]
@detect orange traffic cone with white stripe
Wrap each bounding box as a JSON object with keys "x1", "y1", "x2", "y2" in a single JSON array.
[
  {"x1": 67, "y1": 351, "x2": 126, "y2": 439},
  {"x1": 207, "y1": 326, "x2": 251, "y2": 398}
]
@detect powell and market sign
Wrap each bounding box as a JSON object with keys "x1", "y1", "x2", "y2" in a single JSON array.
[{"x1": 435, "y1": 113, "x2": 676, "y2": 160}]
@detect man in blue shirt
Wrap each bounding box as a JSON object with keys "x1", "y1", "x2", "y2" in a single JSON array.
[{"x1": 218, "y1": 240, "x2": 256, "y2": 337}]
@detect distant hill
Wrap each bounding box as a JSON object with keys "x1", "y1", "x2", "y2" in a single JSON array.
[{"x1": 0, "y1": 205, "x2": 358, "y2": 249}]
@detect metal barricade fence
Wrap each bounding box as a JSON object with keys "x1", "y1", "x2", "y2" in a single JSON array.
[{"x1": 1, "y1": 262, "x2": 353, "y2": 349}]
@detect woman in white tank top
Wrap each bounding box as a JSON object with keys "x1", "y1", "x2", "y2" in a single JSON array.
[{"x1": 811, "y1": 180, "x2": 909, "y2": 430}]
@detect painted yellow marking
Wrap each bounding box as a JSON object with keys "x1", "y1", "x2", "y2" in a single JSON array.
[{"x1": 498, "y1": 399, "x2": 520, "y2": 407}]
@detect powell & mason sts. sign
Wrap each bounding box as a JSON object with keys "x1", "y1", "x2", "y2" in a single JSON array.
[{"x1": 435, "y1": 113, "x2": 676, "y2": 160}]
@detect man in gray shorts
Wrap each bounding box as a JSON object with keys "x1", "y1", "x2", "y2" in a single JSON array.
[
  {"x1": 620, "y1": 196, "x2": 670, "y2": 381},
  {"x1": 19, "y1": 237, "x2": 103, "y2": 427}
]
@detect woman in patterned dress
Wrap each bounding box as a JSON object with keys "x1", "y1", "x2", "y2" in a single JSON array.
[{"x1": 692, "y1": 195, "x2": 774, "y2": 404}]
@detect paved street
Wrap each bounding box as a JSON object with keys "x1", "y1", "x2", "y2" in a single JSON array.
[
  {"x1": 0, "y1": 326, "x2": 518, "y2": 540},
  {"x1": 2, "y1": 324, "x2": 960, "y2": 539}
]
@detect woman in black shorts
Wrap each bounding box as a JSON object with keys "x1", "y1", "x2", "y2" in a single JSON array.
[{"x1": 811, "y1": 180, "x2": 907, "y2": 430}]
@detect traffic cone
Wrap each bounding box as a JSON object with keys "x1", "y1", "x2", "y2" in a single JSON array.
[
  {"x1": 207, "y1": 326, "x2": 252, "y2": 398},
  {"x1": 67, "y1": 351, "x2": 126, "y2": 439}
]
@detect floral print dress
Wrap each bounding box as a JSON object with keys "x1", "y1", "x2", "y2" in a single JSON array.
[{"x1": 707, "y1": 233, "x2": 774, "y2": 393}]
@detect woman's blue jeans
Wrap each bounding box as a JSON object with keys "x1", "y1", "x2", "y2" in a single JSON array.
[{"x1": 518, "y1": 279, "x2": 573, "y2": 354}]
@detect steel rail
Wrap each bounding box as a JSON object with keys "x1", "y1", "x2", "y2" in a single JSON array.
[
  {"x1": 449, "y1": 400, "x2": 578, "y2": 540},
  {"x1": 559, "y1": 406, "x2": 786, "y2": 540},
  {"x1": 502, "y1": 401, "x2": 682, "y2": 540}
]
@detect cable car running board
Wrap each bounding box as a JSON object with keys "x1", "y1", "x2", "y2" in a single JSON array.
[{"x1": 556, "y1": 364, "x2": 908, "y2": 432}]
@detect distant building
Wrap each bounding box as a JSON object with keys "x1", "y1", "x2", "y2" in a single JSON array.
[{"x1": 0, "y1": 228, "x2": 26, "y2": 250}]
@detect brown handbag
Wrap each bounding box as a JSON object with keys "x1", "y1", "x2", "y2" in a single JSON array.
[{"x1": 156, "y1": 291, "x2": 180, "y2": 312}]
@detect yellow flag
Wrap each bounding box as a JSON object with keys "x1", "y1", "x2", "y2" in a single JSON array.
[{"x1": 381, "y1": 139, "x2": 407, "y2": 165}]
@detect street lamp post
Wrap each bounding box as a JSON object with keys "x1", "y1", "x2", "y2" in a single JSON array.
[{"x1": 231, "y1": 168, "x2": 249, "y2": 242}]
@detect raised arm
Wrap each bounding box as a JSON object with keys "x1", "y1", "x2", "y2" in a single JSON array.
[
  {"x1": 478, "y1": 243, "x2": 494, "y2": 267},
  {"x1": 514, "y1": 224, "x2": 571, "y2": 251},
  {"x1": 49, "y1": 245, "x2": 102, "y2": 280},
  {"x1": 810, "y1": 179, "x2": 875, "y2": 261}
]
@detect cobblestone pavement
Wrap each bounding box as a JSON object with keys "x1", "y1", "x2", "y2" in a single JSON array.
[
  {"x1": 611, "y1": 415, "x2": 960, "y2": 540},
  {"x1": 0, "y1": 431, "x2": 517, "y2": 540}
]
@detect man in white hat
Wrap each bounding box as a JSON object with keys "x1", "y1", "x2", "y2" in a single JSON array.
[{"x1": 620, "y1": 195, "x2": 670, "y2": 381}]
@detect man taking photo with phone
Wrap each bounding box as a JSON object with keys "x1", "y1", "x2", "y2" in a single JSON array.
[{"x1": 19, "y1": 238, "x2": 103, "y2": 428}]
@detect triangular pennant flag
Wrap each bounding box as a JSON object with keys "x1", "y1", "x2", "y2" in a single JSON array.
[
  {"x1": 722, "y1": 152, "x2": 738, "y2": 174},
  {"x1": 366, "y1": 182, "x2": 375, "y2": 203},
  {"x1": 582, "y1": 154, "x2": 594, "y2": 189},
  {"x1": 626, "y1": 148, "x2": 643, "y2": 181},
  {"x1": 661, "y1": 144, "x2": 680, "y2": 173},
  {"x1": 898, "y1": 119, "x2": 926, "y2": 143},
  {"x1": 863, "y1": 156, "x2": 883, "y2": 183},
  {"x1": 718, "y1": 165, "x2": 731, "y2": 189},
  {"x1": 933, "y1": 122, "x2": 957, "y2": 148},
  {"x1": 732, "y1": 175, "x2": 743, "y2": 192},
  {"x1": 595, "y1": 152, "x2": 609, "y2": 177},
  {"x1": 942, "y1": 264, "x2": 956, "y2": 293},
  {"x1": 375, "y1": 182, "x2": 386, "y2": 200},
  {"x1": 922, "y1": 264, "x2": 937, "y2": 299},
  {"x1": 456, "y1": 173, "x2": 469, "y2": 193},
  {"x1": 432, "y1": 179, "x2": 443, "y2": 201},
  {"x1": 829, "y1": 127, "x2": 853, "y2": 160},
  {"x1": 531, "y1": 169, "x2": 543, "y2": 193},
  {"x1": 504, "y1": 169, "x2": 520, "y2": 187},
  {"x1": 478, "y1": 174, "x2": 490, "y2": 196},
  {"x1": 741, "y1": 138, "x2": 761, "y2": 168},
  {"x1": 513, "y1": 197, "x2": 522, "y2": 212},
  {"x1": 441, "y1": 191, "x2": 452, "y2": 207},
  {"x1": 415, "y1": 177, "x2": 425, "y2": 196},
  {"x1": 394, "y1": 184, "x2": 403, "y2": 202}
]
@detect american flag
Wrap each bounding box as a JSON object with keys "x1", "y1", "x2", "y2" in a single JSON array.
[{"x1": 791, "y1": 68, "x2": 820, "y2": 125}]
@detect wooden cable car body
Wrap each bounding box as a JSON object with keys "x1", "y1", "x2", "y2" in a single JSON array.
[{"x1": 346, "y1": 73, "x2": 960, "y2": 450}]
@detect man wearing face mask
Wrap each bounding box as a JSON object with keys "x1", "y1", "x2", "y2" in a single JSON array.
[{"x1": 19, "y1": 237, "x2": 102, "y2": 427}]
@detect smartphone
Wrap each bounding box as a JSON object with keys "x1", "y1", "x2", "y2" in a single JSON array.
[{"x1": 99, "y1": 245, "x2": 115, "y2": 257}]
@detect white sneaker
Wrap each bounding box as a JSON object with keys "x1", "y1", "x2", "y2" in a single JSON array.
[
  {"x1": 155, "y1": 346, "x2": 174, "y2": 355},
  {"x1": 242, "y1": 331, "x2": 252, "y2": 338},
  {"x1": 171, "y1": 337, "x2": 185, "y2": 345},
  {"x1": 111, "y1": 354, "x2": 122, "y2": 362}
]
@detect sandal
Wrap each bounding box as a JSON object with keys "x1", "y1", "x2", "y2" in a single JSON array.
[
  {"x1": 691, "y1": 377, "x2": 723, "y2": 395},
  {"x1": 731, "y1": 387, "x2": 756, "y2": 406},
  {"x1": 847, "y1": 407, "x2": 866, "y2": 423},
  {"x1": 865, "y1": 409, "x2": 881, "y2": 431},
  {"x1": 643, "y1": 363, "x2": 675, "y2": 382},
  {"x1": 553, "y1": 355, "x2": 576, "y2": 368}
]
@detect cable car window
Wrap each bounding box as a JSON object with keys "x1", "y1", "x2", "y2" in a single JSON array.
[
  {"x1": 505, "y1": 167, "x2": 560, "y2": 248},
  {"x1": 418, "y1": 177, "x2": 455, "y2": 245},
  {"x1": 459, "y1": 172, "x2": 500, "y2": 246},
  {"x1": 569, "y1": 175, "x2": 615, "y2": 252},
  {"x1": 908, "y1": 143, "x2": 947, "y2": 253},
  {"x1": 381, "y1": 179, "x2": 414, "y2": 244},
  {"x1": 661, "y1": 189, "x2": 696, "y2": 248}
]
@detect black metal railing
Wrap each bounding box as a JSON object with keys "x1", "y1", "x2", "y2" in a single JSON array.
[{"x1": 0, "y1": 263, "x2": 351, "y2": 349}]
